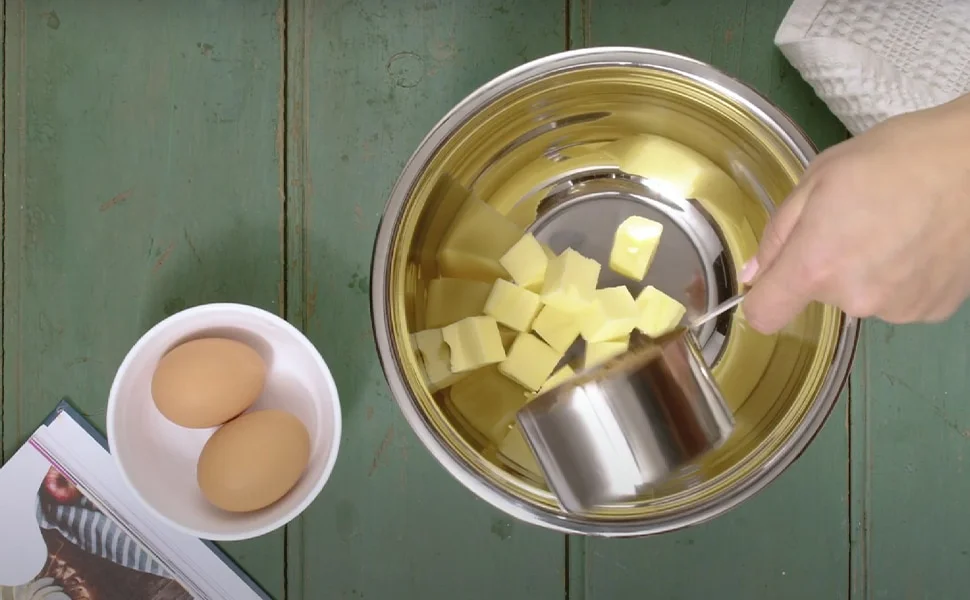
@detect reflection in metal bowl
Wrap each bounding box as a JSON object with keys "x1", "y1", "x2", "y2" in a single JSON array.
[{"x1": 371, "y1": 47, "x2": 858, "y2": 537}]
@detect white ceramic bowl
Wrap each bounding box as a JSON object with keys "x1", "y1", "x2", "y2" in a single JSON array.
[{"x1": 107, "y1": 303, "x2": 341, "y2": 541}]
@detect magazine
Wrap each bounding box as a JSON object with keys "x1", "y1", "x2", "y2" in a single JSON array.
[{"x1": 0, "y1": 400, "x2": 271, "y2": 600}]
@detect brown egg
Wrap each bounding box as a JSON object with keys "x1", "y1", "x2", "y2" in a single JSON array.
[
  {"x1": 196, "y1": 409, "x2": 311, "y2": 513},
  {"x1": 151, "y1": 337, "x2": 267, "y2": 428}
]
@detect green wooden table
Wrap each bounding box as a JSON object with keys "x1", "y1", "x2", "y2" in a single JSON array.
[{"x1": 3, "y1": 1, "x2": 967, "y2": 598}]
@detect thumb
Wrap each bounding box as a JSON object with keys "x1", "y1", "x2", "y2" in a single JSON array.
[
  {"x1": 740, "y1": 183, "x2": 810, "y2": 285},
  {"x1": 742, "y1": 216, "x2": 818, "y2": 334},
  {"x1": 740, "y1": 183, "x2": 819, "y2": 334}
]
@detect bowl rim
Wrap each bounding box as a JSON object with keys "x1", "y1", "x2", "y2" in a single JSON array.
[
  {"x1": 106, "y1": 302, "x2": 342, "y2": 541},
  {"x1": 370, "y1": 46, "x2": 860, "y2": 536}
]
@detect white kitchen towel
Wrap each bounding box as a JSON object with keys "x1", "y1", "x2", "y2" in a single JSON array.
[{"x1": 775, "y1": 0, "x2": 970, "y2": 135}]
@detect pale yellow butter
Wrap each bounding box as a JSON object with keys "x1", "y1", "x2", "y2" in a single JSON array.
[
  {"x1": 449, "y1": 366, "x2": 534, "y2": 443},
  {"x1": 540, "y1": 248, "x2": 601, "y2": 312},
  {"x1": 531, "y1": 303, "x2": 582, "y2": 354},
  {"x1": 580, "y1": 286, "x2": 640, "y2": 343},
  {"x1": 585, "y1": 335, "x2": 630, "y2": 369},
  {"x1": 498, "y1": 324, "x2": 519, "y2": 350},
  {"x1": 539, "y1": 243, "x2": 557, "y2": 261},
  {"x1": 437, "y1": 198, "x2": 525, "y2": 282},
  {"x1": 636, "y1": 285, "x2": 686, "y2": 337},
  {"x1": 499, "y1": 233, "x2": 549, "y2": 292},
  {"x1": 609, "y1": 215, "x2": 663, "y2": 281},
  {"x1": 499, "y1": 333, "x2": 563, "y2": 392},
  {"x1": 425, "y1": 277, "x2": 492, "y2": 329},
  {"x1": 411, "y1": 329, "x2": 468, "y2": 391},
  {"x1": 441, "y1": 315, "x2": 507, "y2": 373},
  {"x1": 484, "y1": 279, "x2": 543, "y2": 332},
  {"x1": 539, "y1": 364, "x2": 576, "y2": 392}
]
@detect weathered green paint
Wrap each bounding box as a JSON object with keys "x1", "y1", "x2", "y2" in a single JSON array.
[
  {"x1": 283, "y1": 0, "x2": 567, "y2": 599},
  {"x1": 853, "y1": 309, "x2": 970, "y2": 600},
  {"x1": 2, "y1": 0, "x2": 287, "y2": 595},
  {"x1": 578, "y1": 1, "x2": 852, "y2": 599},
  {"x1": 6, "y1": 0, "x2": 967, "y2": 598}
]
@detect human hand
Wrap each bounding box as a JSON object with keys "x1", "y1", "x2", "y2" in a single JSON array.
[{"x1": 740, "y1": 93, "x2": 970, "y2": 334}]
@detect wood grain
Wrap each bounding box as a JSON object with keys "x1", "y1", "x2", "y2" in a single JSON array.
[
  {"x1": 576, "y1": 1, "x2": 852, "y2": 598},
  {"x1": 2, "y1": 0, "x2": 287, "y2": 594},
  {"x1": 8, "y1": 1, "x2": 966, "y2": 599},
  {"x1": 284, "y1": 0, "x2": 568, "y2": 598},
  {"x1": 853, "y1": 310, "x2": 970, "y2": 600}
]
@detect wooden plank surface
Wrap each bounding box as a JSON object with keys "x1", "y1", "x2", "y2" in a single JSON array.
[
  {"x1": 10, "y1": 1, "x2": 967, "y2": 599},
  {"x1": 853, "y1": 311, "x2": 970, "y2": 600},
  {"x1": 2, "y1": 1, "x2": 287, "y2": 595},
  {"x1": 283, "y1": 0, "x2": 568, "y2": 599},
  {"x1": 576, "y1": 1, "x2": 853, "y2": 599}
]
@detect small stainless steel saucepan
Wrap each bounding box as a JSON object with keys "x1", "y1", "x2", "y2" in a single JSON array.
[{"x1": 516, "y1": 294, "x2": 744, "y2": 514}]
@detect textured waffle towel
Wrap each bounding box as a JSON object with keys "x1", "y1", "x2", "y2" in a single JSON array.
[{"x1": 776, "y1": 0, "x2": 970, "y2": 135}]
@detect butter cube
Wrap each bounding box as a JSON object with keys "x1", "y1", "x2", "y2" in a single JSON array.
[
  {"x1": 425, "y1": 278, "x2": 492, "y2": 329},
  {"x1": 539, "y1": 243, "x2": 557, "y2": 261},
  {"x1": 498, "y1": 325, "x2": 519, "y2": 350},
  {"x1": 499, "y1": 333, "x2": 563, "y2": 391},
  {"x1": 531, "y1": 304, "x2": 582, "y2": 354},
  {"x1": 484, "y1": 279, "x2": 543, "y2": 332},
  {"x1": 636, "y1": 285, "x2": 686, "y2": 337},
  {"x1": 580, "y1": 286, "x2": 640, "y2": 343},
  {"x1": 609, "y1": 216, "x2": 663, "y2": 281},
  {"x1": 449, "y1": 366, "x2": 533, "y2": 443},
  {"x1": 539, "y1": 364, "x2": 576, "y2": 392},
  {"x1": 437, "y1": 198, "x2": 525, "y2": 282},
  {"x1": 540, "y1": 248, "x2": 601, "y2": 312},
  {"x1": 499, "y1": 233, "x2": 549, "y2": 292},
  {"x1": 411, "y1": 329, "x2": 468, "y2": 391},
  {"x1": 441, "y1": 316, "x2": 507, "y2": 373},
  {"x1": 585, "y1": 335, "x2": 630, "y2": 369}
]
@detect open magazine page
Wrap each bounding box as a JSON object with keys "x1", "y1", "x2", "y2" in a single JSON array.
[
  {"x1": 0, "y1": 406, "x2": 269, "y2": 600},
  {"x1": 0, "y1": 458, "x2": 192, "y2": 599}
]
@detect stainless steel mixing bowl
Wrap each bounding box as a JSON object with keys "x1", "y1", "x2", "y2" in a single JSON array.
[{"x1": 371, "y1": 47, "x2": 858, "y2": 537}]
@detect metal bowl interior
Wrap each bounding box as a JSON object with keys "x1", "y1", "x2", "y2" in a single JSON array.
[{"x1": 372, "y1": 48, "x2": 856, "y2": 535}]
